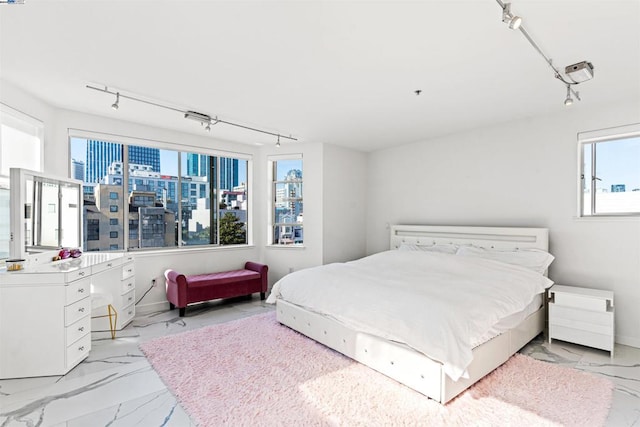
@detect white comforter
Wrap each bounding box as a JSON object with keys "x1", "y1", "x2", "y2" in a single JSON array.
[{"x1": 267, "y1": 250, "x2": 553, "y2": 381}]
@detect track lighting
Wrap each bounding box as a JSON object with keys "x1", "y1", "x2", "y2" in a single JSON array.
[
  {"x1": 111, "y1": 92, "x2": 120, "y2": 110},
  {"x1": 564, "y1": 85, "x2": 574, "y2": 106},
  {"x1": 276, "y1": 135, "x2": 281, "y2": 148},
  {"x1": 495, "y1": 0, "x2": 593, "y2": 106},
  {"x1": 87, "y1": 85, "x2": 298, "y2": 141},
  {"x1": 501, "y1": 3, "x2": 522, "y2": 30}
]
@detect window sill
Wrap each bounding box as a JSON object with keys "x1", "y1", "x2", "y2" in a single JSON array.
[
  {"x1": 131, "y1": 244, "x2": 256, "y2": 258},
  {"x1": 573, "y1": 216, "x2": 640, "y2": 222},
  {"x1": 265, "y1": 244, "x2": 306, "y2": 250}
]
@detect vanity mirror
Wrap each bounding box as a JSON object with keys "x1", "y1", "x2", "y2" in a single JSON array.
[{"x1": 9, "y1": 168, "x2": 82, "y2": 260}]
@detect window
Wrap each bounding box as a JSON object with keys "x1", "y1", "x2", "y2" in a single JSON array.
[
  {"x1": 1, "y1": 105, "x2": 44, "y2": 260},
  {"x1": 110, "y1": 231, "x2": 118, "y2": 238},
  {"x1": 70, "y1": 136, "x2": 250, "y2": 251},
  {"x1": 87, "y1": 219, "x2": 100, "y2": 240},
  {"x1": 580, "y1": 124, "x2": 640, "y2": 216},
  {"x1": 270, "y1": 155, "x2": 303, "y2": 245}
]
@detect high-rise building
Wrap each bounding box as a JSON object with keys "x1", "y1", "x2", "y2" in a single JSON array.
[
  {"x1": 85, "y1": 140, "x2": 160, "y2": 184},
  {"x1": 220, "y1": 157, "x2": 239, "y2": 190},
  {"x1": 71, "y1": 159, "x2": 85, "y2": 181},
  {"x1": 186, "y1": 153, "x2": 209, "y2": 178},
  {"x1": 183, "y1": 155, "x2": 238, "y2": 189}
]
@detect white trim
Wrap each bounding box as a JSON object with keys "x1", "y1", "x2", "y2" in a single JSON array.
[
  {"x1": 578, "y1": 123, "x2": 640, "y2": 144},
  {"x1": 267, "y1": 153, "x2": 303, "y2": 161},
  {"x1": 68, "y1": 128, "x2": 253, "y2": 161}
]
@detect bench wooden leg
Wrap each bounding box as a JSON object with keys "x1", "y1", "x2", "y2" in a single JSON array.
[
  {"x1": 260, "y1": 292, "x2": 266, "y2": 300},
  {"x1": 179, "y1": 307, "x2": 186, "y2": 317}
]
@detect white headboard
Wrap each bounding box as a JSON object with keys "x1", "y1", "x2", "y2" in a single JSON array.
[{"x1": 390, "y1": 225, "x2": 549, "y2": 251}]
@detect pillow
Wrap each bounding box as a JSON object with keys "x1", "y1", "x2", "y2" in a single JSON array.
[
  {"x1": 398, "y1": 243, "x2": 459, "y2": 254},
  {"x1": 455, "y1": 246, "x2": 554, "y2": 274}
]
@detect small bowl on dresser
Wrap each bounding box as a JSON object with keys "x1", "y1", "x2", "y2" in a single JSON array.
[{"x1": 6, "y1": 259, "x2": 25, "y2": 272}]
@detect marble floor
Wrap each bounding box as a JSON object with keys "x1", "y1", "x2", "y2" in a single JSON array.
[{"x1": 0, "y1": 298, "x2": 638, "y2": 426}]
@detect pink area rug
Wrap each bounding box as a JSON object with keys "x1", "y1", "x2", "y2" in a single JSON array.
[{"x1": 140, "y1": 312, "x2": 613, "y2": 426}]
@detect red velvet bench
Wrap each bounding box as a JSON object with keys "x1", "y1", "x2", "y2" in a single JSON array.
[{"x1": 164, "y1": 262, "x2": 268, "y2": 317}]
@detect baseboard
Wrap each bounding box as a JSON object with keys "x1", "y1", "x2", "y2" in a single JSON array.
[
  {"x1": 616, "y1": 334, "x2": 640, "y2": 349},
  {"x1": 135, "y1": 301, "x2": 170, "y2": 316}
]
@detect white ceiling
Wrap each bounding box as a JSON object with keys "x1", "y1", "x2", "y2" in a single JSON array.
[{"x1": 1, "y1": 1, "x2": 639, "y2": 152}]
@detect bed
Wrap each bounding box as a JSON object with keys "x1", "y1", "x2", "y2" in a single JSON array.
[{"x1": 268, "y1": 225, "x2": 552, "y2": 404}]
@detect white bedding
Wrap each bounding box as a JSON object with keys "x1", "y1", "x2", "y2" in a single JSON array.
[{"x1": 267, "y1": 250, "x2": 553, "y2": 381}]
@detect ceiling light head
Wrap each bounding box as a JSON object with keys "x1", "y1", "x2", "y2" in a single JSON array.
[
  {"x1": 111, "y1": 92, "x2": 120, "y2": 110},
  {"x1": 502, "y1": 3, "x2": 522, "y2": 30},
  {"x1": 276, "y1": 135, "x2": 281, "y2": 148},
  {"x1": 205, "y1": 123, "x2": 211, "y2": 132},
  {"x1": 565, "y1": 61, "x2": 594, "y2": 83},
  {"x1": 564, "y1": 85, "x2": 574, "y2": 106}
]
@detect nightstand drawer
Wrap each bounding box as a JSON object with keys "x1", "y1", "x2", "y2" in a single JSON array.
[
  {"x1": 549, "y1": 304, "x2": 613, "y2": 328},
  {"x1": 549, "y1": 324, "x2": 613, "y2": 352},
  {"x1": 554, "y1": 292, "x2": 606, "y2": 312}
]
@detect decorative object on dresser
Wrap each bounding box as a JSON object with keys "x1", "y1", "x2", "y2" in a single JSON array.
[
  {"x1": 164, "y1": 262, "x2": 268, "y2": 317},
  {"x1": 0, "y1": 252, "x2": 133, "y2": 379},
  {"x1": 548, "y1": 284, "x2": 615, "y2": 355}
]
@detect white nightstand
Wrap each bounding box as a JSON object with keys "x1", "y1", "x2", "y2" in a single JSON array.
[{"x1": 548, "y1": 285, "x2": 614, "y2": 356}]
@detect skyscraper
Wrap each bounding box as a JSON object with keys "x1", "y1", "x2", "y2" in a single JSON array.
[
  {"x1": 186, "y1": 153, "x2": 209, "y2": 178},
  {"x1": 85, "y1": 140, "x2": 160, "y2": 184},
  {"x1": 220, "y1": 157, "x2": 239, "y2": 190},
  {"x1": 71, "y1": 159, "x2": 85, "y2": 181}
]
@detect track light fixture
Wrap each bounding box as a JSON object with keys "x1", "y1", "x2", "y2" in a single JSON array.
[
  {"x1": 111, "y1": 92, "x2": 120, "y2": 110},
  {"x1": 276, "y1": 135, "x2": 281, "y2": 148},
  {"x1": 86, "y1": 85, "x2": 298, "y2": 142},
  {"x1": 564, "y1": 84, "x2": 574, "y2": 106},
  {"x1": 501, "y1": 3, "x2": 522, "y2": 30},
  {"x1": 495, "y1": 0, "x2": 594, "y2": 106}
]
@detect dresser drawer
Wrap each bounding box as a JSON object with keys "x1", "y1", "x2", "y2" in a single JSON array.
[
  {"x1": 120, "y1": 303, "x2": 135, "y2": 326},
  {"x1": 66, "y1": 333, "x2": 91, "y2": 370},
  {"x1": 549, "y1": 304, "x2": 613, "y2": 328},
  {"x1": 122, "y1": 263, "x2": 135, "y2": 280},
  {"x1": 121, "y1": 277, "x2": 135, "y2": 294},
  {"x1": 65, "y1": 277, "x2": 91, "y2": 305},
  {"x1": 92, "y1": 258, "x2": 122, "y2": 274},
  {"x1": 122, "y1": 289, "x2": 135, "y2": 307},
  {"x1": 66, "y1": 267, "x2": 91, "y2": 282},
  {"x1": 65, "y1": 297, "x2": 92, "y2": 326},
  {"x1": 549, "y1": 324, "x2": 613, "y2": 352},
  {"x1": 554, "y1": 292, "x2": 607, "y2": 312},
  {"x1": 66, "y1": 315, "x2": 90, "y2": 345}
]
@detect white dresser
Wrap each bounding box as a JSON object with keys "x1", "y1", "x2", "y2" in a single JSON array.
[
  {"x1": 91, "y1": 254, "x2": 136, "y2": 332},
  {"x1": 548, "y1": 285, "x2": 614, "y2": 355},
  {"x1": 0, "y1": 252, "x2": 133, "y2": 379}
]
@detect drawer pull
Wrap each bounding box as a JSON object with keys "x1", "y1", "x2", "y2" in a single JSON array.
[
  {"x1": 128, "y1": 310, "x2": 133, "y2": 315},
  {"x1": 78, "y1": 271, "x2": 85, "y2": 277},
  {"x1": 107, "y1": 263, "x2": 113, "y2": 267},
  {"x1": 128, "y1": 297, "x2": 133, "y2": 302},
  {"x1": 78, "y1": 307, "x2": 85, "y2": 313},
  {"x1": 78, "y1": 288, "x2": 84, "y2": 293},
  {"x1": 126, "y1": 268, "x2": 133, "y2": 273},
  {"x1": 78, "y1": 326, "x2": 85, "y2": 332},
  {"x1": 79, "y1": 346, "x2": 85, "y2": 351},
  {"x1": 127, "y1": 283, "x2": 133, "y2": 287}
]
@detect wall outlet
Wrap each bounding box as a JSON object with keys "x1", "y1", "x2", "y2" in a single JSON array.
[
  {"x1": 288, "y1": 267, "x2": 294, "y2": 274},
  {"x1": 152, "y1": 278, "x2": 157, "y2": 287}
]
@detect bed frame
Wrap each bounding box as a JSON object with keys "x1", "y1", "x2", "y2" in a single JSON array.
[{"x1": 275, "y1": 225, "x2": 548, "y2": 404}]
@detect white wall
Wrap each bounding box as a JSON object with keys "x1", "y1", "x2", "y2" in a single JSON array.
[
  {"x1": 322, "y1": 143, "x2": 367, "y2": 264},
  {"x1": 366, "y1": 100, "x2": 640, "y2": 348}
]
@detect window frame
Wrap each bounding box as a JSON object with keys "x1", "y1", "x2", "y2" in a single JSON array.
[
  {"x1": 578, "y1": 123, "x2": 640, "y2": 217},
  {"x1": 68, "y1": 129, "x2": 252, "y2": 252},
  {"x1": 268, "y1": 154, "x2": 303, "y2": 246}
]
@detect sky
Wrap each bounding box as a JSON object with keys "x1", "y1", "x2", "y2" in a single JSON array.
[{"x1": 584, "y1": 137, "x2": 640, "y2": 191}]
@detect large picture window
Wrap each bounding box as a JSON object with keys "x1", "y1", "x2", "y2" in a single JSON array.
[
  {"x1": 270, "y1": 155, "x2": 303, "y2": 245},
  {"x1": 70, "y1": 136, "x2": 249, "y2": 251},
  {"x1": 579, "y1": 124, "x2": 640, "y2": 216}
]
